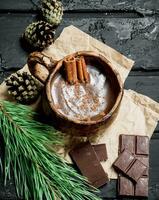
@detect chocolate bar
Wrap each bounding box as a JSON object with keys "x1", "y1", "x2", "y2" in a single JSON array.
[
  {"x1": 118, "y1": 175, "x2": 148, "y2": 197},
  {"x1": 113, "y1": 149, "x2": 147, "y2": 182},
  {"x1": 93, "y1": 144, "x2": 107, "y2": 162},
  {"x1": 69, "y1": 142, "x2": 108, "y2": 188},
  {"x1": 117, "y1": 135, "x2": 149, "y2": 198},
  {"x1": 119, "y1": 134, "x2": 149, "y2": 176}
]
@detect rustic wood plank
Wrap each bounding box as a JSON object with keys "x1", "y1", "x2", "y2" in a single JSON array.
[
  {"x1": 0, "y1": 0, "x2": 159, "y2": 13},
  {"x1": 0, "y1": 14, "x2": 159, "y2": 72},
  {"x1": 125, "y1": 75, "x2": 159, "y2": 103},
  {"x1": 125, "y1": 75, "x2": 159, "y2": 134}
]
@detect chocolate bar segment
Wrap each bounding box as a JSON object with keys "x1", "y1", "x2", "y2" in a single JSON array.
[
  {"x1": 113, "y1": 149, "x2": 135, "y2": 172},
  {"x1": 136, "y1": 136, "x2": 149, "y2": 155},
  {"x1": 69, "y1": 142, "x2": 108, "y2": 188},
  {"x1": 136, "y1": 156, "x2": 149, "y2": 176},
  {"x1": 135, "y1": 177, "x2": 149, "y2": 197},
  {"x1": 126, "y1": 159, "x2": 147, "y2": 182},
  {"x1": 113, "y1": 149, "x2": 147, "y2": 182},
  {"x1": 119, "y1": 135, "x2": 135, "y2": 153},
  {"x1": 118, "y1": 175, "x2": 149, "y2": 197},
  {"x1": 93, "y1": 144, "x2": 107, "y2": 162},
  {"x1": 118, "y1": 175, "x2": 134, "y2": 196}
]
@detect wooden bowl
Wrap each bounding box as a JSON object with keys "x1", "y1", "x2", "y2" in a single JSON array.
[{"x1": 29, "y1": 51, "x2": 123, "y2": 136}]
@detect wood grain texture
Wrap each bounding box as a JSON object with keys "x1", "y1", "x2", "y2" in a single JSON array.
[
  {"x1": 0, "y1": 0, "x2": 159, "y2": 198},
  {"x1": 0, "y1": 0, "x2": 159, "y2": 13},
  {"x1": 0, "y1": 14, "x2": 159, "y2": 72}
]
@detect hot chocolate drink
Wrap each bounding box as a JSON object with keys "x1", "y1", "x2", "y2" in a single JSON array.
[{"x1": 51, "y1": 64, "x2": 116, "y2": 122}]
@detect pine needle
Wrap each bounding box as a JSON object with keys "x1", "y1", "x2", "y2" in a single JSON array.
[{"x1": 0, "y1": 100, "x2": 102, "y2": 200}]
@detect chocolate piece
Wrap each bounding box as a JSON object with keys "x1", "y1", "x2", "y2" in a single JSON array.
[
  {"x1": 136, "y1": 136, "x2": 149, "y2": 155},
  {"x1": 120, "y1": 135, "x2": 135, "y2": 153},
  {"x1": 93, "y1": 144, "x2": 107, "y2": 162},
  {"x1": 113, "y1": 149, "x2": 135, "y2": 172},
  {"x1": 69, "y1": 142, "x2": 108, "y2": 188},
  {"x1": 136, "y1": 156, "x2": 149, "y2": 176},
  {"x1": 117, "y1": 135, "x2": 149, "y2": 198},
  {"x1": 126, "y1": 159, "x2": 147, "y2": 182},
  {"x1": 113, "y1": 149, "x2": 147, "y2": 182},
  {"x1": 118, "y1": 175, "x2": 134, "y2": 196},
  {"x1": 119, "y1": 134, "x2": 149, "y2": 175},
  {"x1": 118, "y1": 175, "x2": 149, "y2": 197},
  {"x1": 135, "y1": 177, "x2": 149, "y2": 197}
]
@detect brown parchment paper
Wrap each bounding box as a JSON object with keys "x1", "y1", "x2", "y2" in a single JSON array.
[{"x1": 0, "y1": 25, "x2": 159, "y2": 179}]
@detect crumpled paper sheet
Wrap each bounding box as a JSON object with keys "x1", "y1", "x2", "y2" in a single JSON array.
[{"x1": 0, "y1": 25, "x2": 159, "y2": 179}]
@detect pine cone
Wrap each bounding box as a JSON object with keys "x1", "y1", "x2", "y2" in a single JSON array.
[
  {"x1": 5, "y1": 72, "x2": 41, "y2": 104},
  {"x1": 23, "y1": 21, "x2": 55, "y2": 50},
  {"x1": 41, "y1": 0, "x2": 63, "y2": 27}
]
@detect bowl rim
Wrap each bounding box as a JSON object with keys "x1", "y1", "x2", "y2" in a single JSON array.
[{"x1": 46, "y1": 51, "x2": 124, "y2": 125}]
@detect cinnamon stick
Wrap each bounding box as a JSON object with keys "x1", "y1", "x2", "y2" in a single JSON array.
[
  {"x1": 71, "y1": 57, "x2": 78, "y2": 84},
  {"x1": 76, "y1": 57, "x2": 84, "y2": 83},
  {"x1": 81, "y1": 56, "x2": 90, "y2": 83},
  {"x1": 64, "y1": 57, "x2": 77, "y2": 84}
]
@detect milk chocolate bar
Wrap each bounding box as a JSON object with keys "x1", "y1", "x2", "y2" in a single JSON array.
[
  {"x1": 93, "y1": 144, "x2": 107, "y2": 162},
  {"x1": 118, "y1": 175, "x2": 149, "y2": 197},
  {"x1": 113, "y1": 149, "x2": 147, "y2": 182},
  {"x1": 69, "y1": 142, "x2": 108, "y2": 188}
]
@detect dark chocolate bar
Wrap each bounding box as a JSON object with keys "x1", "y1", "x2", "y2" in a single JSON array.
[
  {"x1": 117, "y1": 135, "x2": 149, "y2": 198},
  {"x1": 136, "y1": 156, "x2": 149, "y2": 176},
  {"x1": 119, "y1": 135, "x2": 149, "y2": 175},
  {"x1": 93, "y1": 144, "x2": 107, "y2": 162},
  {"x1": 113, "y1": 149, "x2": 147, "y2": 182},
  {"x1": 69, "y1": 142, "x2": 108, "y2": 188}
]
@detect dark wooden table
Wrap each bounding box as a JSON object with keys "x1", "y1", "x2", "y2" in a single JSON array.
[{"x1": 0, "y1": 0, "x2": 159, "y2": 199}]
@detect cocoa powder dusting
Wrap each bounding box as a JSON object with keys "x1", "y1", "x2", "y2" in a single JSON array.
[{"x1": 51, "y1": 64, "x2": 116, "y2": 121}]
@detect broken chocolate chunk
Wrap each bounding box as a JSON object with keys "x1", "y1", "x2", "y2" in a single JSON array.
[
  {"x1": 118, "y1": 175, "x2": 149, "y2": 198},
  {"x1": 126, "y1": 159, "x2": 147, "y2": 182},
  {"x1": 119, "y1": 135, "x2": 135, "y2": 154},
  {"x1": 93, "y1": 144, "x2": 107, "y2": 162},
  {"x1": 136, "y1": 136, "x2": 149, "y2": 155},
  {"x1": 69, "y1": 142, "x2": 108, "y2": 188},
  {"x1": 118, "y1": 175, "x2": 134, "y2": 196},
  {"x1": 113, "y1": 149, "x2": 135, "y2": 172},
  {"x1": 113, "y1": 149, "x2": 147, "y2": 182},
  {"x1": 135, "y1": 177, "x2": 149, "y2": 197}
]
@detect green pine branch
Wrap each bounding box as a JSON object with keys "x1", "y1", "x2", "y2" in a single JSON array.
[{"x1": 0, "y1": 100, "x2": 102, "y2": 200}]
